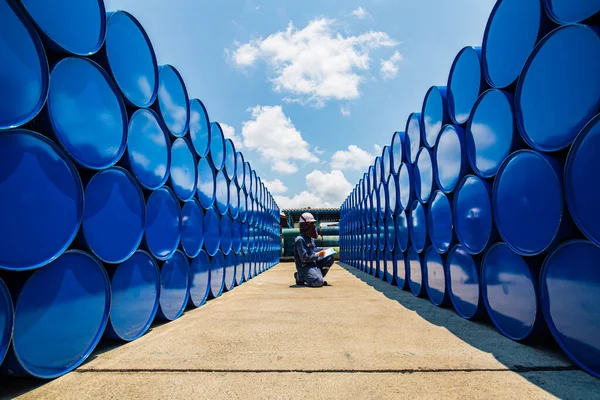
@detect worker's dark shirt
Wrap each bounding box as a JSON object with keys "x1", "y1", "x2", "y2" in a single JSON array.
[{"x1": 293, "y1": 234, "x2": 322, "y2": 270}]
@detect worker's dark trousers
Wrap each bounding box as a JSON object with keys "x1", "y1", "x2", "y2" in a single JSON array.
[{"x1": 299, "y1": 255, "x2": 334, "y2": 287}]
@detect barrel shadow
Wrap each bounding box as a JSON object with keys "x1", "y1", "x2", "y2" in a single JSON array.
[{"x1": 337, "y1": 262, "x2": 600, "y2": 398}]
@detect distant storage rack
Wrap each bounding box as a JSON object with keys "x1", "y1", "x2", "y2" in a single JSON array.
[
  {"x1": 0, "y1": 0, "x2": 281, "y2": 379},
  {"x1": 339, "y1": 0, "x2": 600, "y2": 380}
]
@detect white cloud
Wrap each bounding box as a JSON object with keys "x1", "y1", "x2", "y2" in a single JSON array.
[
  {"x1": 231, "y1": 18, "x2": 397, "y2": 106},
  {"x1": 219, "y1": 122, "x2": 244, "y2": 150},
  {"x1": 380, "y1": 51, "x2": 403, "y2": 79},
  {"x1": 241, "y1": 105, "x2": 318, "y2": 174},
  {"x1": 263, "y1": 178, "x2": 288, "y2": 194},
  {"x1": 352, "y1": 7, "x2": 368, "y2": 19},
  {"x1": 373, "y1": 144, "x2": 382, "y2": 154},
  {"x1": 340, "y1": 105, "x2": 351, "y2": 117},
  {"x1": 314, "y1": 146, "x2": 325, "y2": 155},
  {"x1": 275, "y1": 169, "x2": 353, "y2": 209},
  {"x1": 331, "y1": 144, "x2": 376, "y2": 171}
]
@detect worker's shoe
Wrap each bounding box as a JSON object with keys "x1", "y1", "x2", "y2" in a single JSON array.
[{"x1": 294, "y1": 272, "x2": 304, "y2": 286}]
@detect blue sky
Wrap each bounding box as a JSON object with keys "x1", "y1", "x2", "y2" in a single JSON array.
[{"x1": 104, "y1": 0, "x2": 497, "y2": 209}]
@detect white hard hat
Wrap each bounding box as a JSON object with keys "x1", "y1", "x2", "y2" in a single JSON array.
[{"x1": 299, "y1": 212, "x2": 316, "y2": 223}]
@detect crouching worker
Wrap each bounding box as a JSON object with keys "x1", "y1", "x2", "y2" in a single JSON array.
[{"x1": 293, "y1": 212, "x2": 334, "y2": 287}]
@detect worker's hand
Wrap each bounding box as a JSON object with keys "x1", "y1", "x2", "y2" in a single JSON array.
[{"x1": 317, "y1": 250, "x2": 326, "y2": 258}]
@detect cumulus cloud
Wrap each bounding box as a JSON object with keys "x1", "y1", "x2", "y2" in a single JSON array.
[
  {"x1": 219, "y1": 122, "x2": 245, "y2": 150},
  {"x1": 241, "y1": 105, "x2": 318, "y2": 174},
  {"x1": 274, "y1": 169, "x2": 353, "y2": 209},
  {"x1": 352, "y1": 7, "x2": 368, "y2": 19},
  {"x1": 231, "y1": 18, "x2": 397, "y2": 106},
  {"x1": 331, "y1": 144, "x2": 378, "y2": 171},
  {"x1": 340, "y1": 105, "x2": 351, "y2": 117},
  {"x1": 380, "y1": 51, "x2": 404, "y2": 79},
  {"x1": 262, "y1": 178, "x2": 288, "y2": 194}
]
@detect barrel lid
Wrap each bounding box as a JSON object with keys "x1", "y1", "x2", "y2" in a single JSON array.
[
  {"x1": 407, "y1": 246, "x2": 424, "y2": 297},
  {"x1": 210, "y1": 250, "x2": 226, "y2": 298},
  {"x1": 395, "y1": 210, "x2": 409, "y2": 252},
  {"x1": 181, "y1": 199, "x2": 204, "y2": 258},
  {"x1": 386, "y1": 174, "x2": 397, "y2": 215},
  {"x1": 434, "y1": 125, "x2": 466, "y2": 193},
  {"x1": 196, "y1": 156, "x2": 216, "y2": 209},
  {"x1": 157, "y1": 65, "x2": 190, "y2": 138},
  {"x1": 543, "y1": 0, "x2": 600, "y2": 24},
  {"x1": 220, "y1": 214, "x2": 233, "y2": 255},
  {"x1": 424, "y1": 246, "x2": 447, "y2": 306},
  {"x1": 398, "y1": 162, "x2": 413, "y2": 211},
  {"x1": 405, "y1": 113, "x2": 422, "y2": 164},
  {"x1": 159, "y1": 250, "x2": 189, "y2": 321},
  {"x1": 427, "y1": 190, "x2": 453, "y2": 254},
  {"x1": 0, "y1": 277, "x2": 14, "y2": 366},
  {"x1": 454, "y1": 175, "x2": 494, "y2": 255},
  {"x1": 391, "y1": 131, "x2": 405, "y2": 173},
  {"x1": 421, "y1": 86, "x2": 448, "y2": 148},
  {"x1": 189, "y1": 250, "x2": 211, "y2": 307},
  {"x1": 447, "y1": 46, "x2": 483, "y2": 125},
  {"x1": 409, "y1": 200, "x2": 428, "y2": 253},
  {"x1": 145, "y1": 186, "x2": 181, "y2": 260},
  {"x1": 170, "y1": 137, "x2": 197, "y2": 202},
  {"x1": 224, "y1": 139, "x2": 237, "y2": 181},
  {"x1": 414, "y1": 147, "x2": 433, "y2": 204},
  {"x1": 229, "y1": 179, "x2": 240, "y2": 219},
  {"x1": 446, "y1": 244, "x2": 481, "y2": 320},
  {"x1": 236, "y1": 152, "x2": 246, "y2": 188},
  {"x1": 189, "y1": 99, "x2": 211, "y2": 157}
]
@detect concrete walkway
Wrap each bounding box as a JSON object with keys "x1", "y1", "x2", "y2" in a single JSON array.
[{"x1": 3, "y1": 262, "x2": 600, "y2": 399}]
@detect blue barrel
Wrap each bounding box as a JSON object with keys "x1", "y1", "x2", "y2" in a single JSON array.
[
  {"x1": 367, "y1": 166, "x2": 374, "y2": 194},
  {"x1": 105, "y1": 250, "x2": 159, "y2": 341},
  {"x1": 565, "y1": 114, "x2": 600, "y2": 246},
  {"x1": 454, "y1": 175, "x2": 494, "y2": 255},
  {"x1": 541, "y1": 240, "x2": 600, "y2": 378},
  {"x1": 482, "y1": 0, "x2": 548, "y2": 88},
  {"x1": 386, "y1": 174, "x2": 397, "y2": 215},
  {"x1": 414, "y1": 147, "x2": 434, "y2": 203},
  {"x1": 397, "y1": 162, "x2": 413, "y2": 211},
  {"x1": 48, "y1": 57, "x2": 127, "y2": 169},
  {"x1": 236, "y1": 152, "x2": 245, "y2": 188},
  {"x1": 543, "y1": 0, "x2": 600, "y2": 24},
  {"x1": 145, "y1": 187, "x2": 181, "y2": 261},
  {"x1": 243, "y1": 252, "x2": 251, "y2": 281},
  {"x1": 395, "y1": 210, "x2": 409, "y2": 252},
  {"x1": 446, "y1": 244, "x2": 484, "y2": 320},
  {"x1": 210, "y1": 122, "x2": 226, "y2": 171},
  {"x1": 189, "y1": 99, "x2": 211, "y2": 157},
  {"x1": 188, "y1": 249, "x2": 210, "y2": 307},
  {"x1": 103, "y1": 11, "x2": 158, "y2": 108},
  {"x1": 196, "y1": 156, "x2": 216, "y2": 209},
  {"x1": 427, "y1": 190, "x2": 453, "y2": 254},
  {"x1": 421, "y1": 86, "x2": 448, "y2": 148},
  {"x1": 0, "y1": 277, "x2": 13, "y2": 366},
  {"x1": 215, "y1": 169, "x2": 229, "y2": 216},
  {"x1": 407, "y1": 246, "x2": 425, "y2": 297},
  {"x1": 0, "y1": 130, "x2": 83, "y2": 271},
  {"x1": 181, "y1": 199, "x2": 204, "y2": 258},
  {"x1": 385, "y1": 214, "x2": 395, "y2": 252},
  {"x1": 169, "y1": 138, "x2": 197, "y2": 202},
  {"x1": 157, "y1": 250, "x2": 189, "y2": 321},
  {"x1": 375, "y1": 250, "x2": 383, "y2": 279},
  {"x1": 235, "y1": 253, "x2": 244, "y2": 286},
  {"x1": 224, "y1": 139, "x2": 237, "y2": 181},
  {"x1": 424, "y1": 246, "x2": 449, "y2": 307},
  {"x1": 19, "y1": 0, "x2": 106, "y2": 55},
  {"x1": 82, "y1": 167, "x2": 145, "y2": 264},
  {"x1": 394, "y1": 251, "x2": 407, "y2": 290},
  {"x1": 2, "y1": 250, "x2": 110, "y2": 378},
  {"x1": 0, "y1": 1, "x2": 48, "y2": 129},
  {"x1": 377, "y1": 217, "x2": 385, "y2": 252},
  {"x1": 224, "y1": 253, "x2": 236, "y2": 291},
  {"x1": 126, "y1": 109, "x2": 171, "y2": 190},
  {"x1": 384, "y1": 250, "x2": 394, "y2": 285},
  {"x1": 210, "y1": 250, "x2": 226, "y2": 298},
  {"x1": 220, "y1": 213, "x2": 233, "y2": 255},
  {"x1": 482, "y1": 243, "x2": 544, "y2": 342},
  {"x1": 466, "y1": 89, "x2": 519, "y2": 178},
  {"x1": 241, "y1": 222, "x2": 249, "y2": 253},
  {"x1": 405, "y1": 113, "x2": 422, "y2": 164},
  {"x1": 381, "y1": 146, "x2": 392, "y2": 181},
  {"x1": 203, "y1": 206, "x2": 221, "y2": 257},
  {"x1": 447, "y1": 46, "x2": 484, "y2": 125},
  {"x1": 433, "y1": 125, "x2": 468, "y2": 194},
  {"x1": 375, "y1": 183, "x2": 384, "y2": 221},
  {"x1": 244, "y1": 162, "x2": 252, "y2": 193},
  {"x1": 516, "y1": 25, "x2": 600, "y2": 151},
  {"x1": 155, "y1": 65, "x2": 189, "y2": 138},
  {"x1": 493, "y1": 150, "x2": 567, "y2": 256},
  {"x1": 391, "y1": 131, "x2": 406, "y2": 173},
  {"x1": 239, "y1": 188, "x2": 248, "y2": 223},
  {"x1": 409, "y1": 200, "x2": 429, "y2": 253},
  {"x1": 229, "y1": 179, "x2": 240, "y2": 219}
]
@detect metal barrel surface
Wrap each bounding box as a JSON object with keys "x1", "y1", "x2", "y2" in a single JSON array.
[
  {"x1": 395, "y1": 210, "x2": 409, "y2": 253},
  {"x1": 157, "y1": 250, "x2": 189, "y2": 321},
  {"x1": 144, "y1": 186, "x2": 181, "y2": 261},
  {"x1": 0, "y1": 277, "x2": 13, "y2": 366},
  {"x1": 407, "y1": 246, "x2": 425, "y2": 297},
  {"x1": 224, "y1": 139, "x2": 237, "y2": 182},
  {"x1": 414, "y1": 147, "x2": 434, "y2": 203},
  {"x1": 19, "y1": 0, "x2": 106, "y2": 55},
  {"x1": 189, "y1": 99, "x2": 211, "y2": 157},
  {"x1": 421, "y1": 86, "x2": 449, "y2": 149},
  {"x1": 169, "y1": 137, "x2": 197, "y2": 202},
  {"x1": 102, "y1": 10, "x2": 158, "y2": 108},
  {"x1": 180, "y1": 199, "x2": 204, "y2": 258},
  {"x1": 447, "y1": 46, "x2": 484, "y2": 125},
  {"x1": 47, "y1": 57, "x2": 127, "y2": 170},
  {"x1": 515, "y1": 24, "x2": 600, "y2": 152},
  {"x1": 105, "y1": 250, "x2": 160, "y2": 341},
  {"x1": 424, "y1": 246, "x2": 449, "y2": 307},
  {"x1": 433, "y1": 125, "x2": 468, "y2": 194},
  {"x1": 409, "y1": 200, "x2": 428, "y2": 253},
  {"x1": 188, "y1": 250, "x2": 211, "y2": 307},
  {"x1": 81, "y1": 167, "x2": 145, "y2": 264},
  {"x1": 543, "y1": 0, "x2": 600, "y2": 24},
  {"x1": 446, "y1": 244, "x2": 485, "y2": 320},
  {"x1": 154, "y1": 65, "x2": 190, "y2": 138},
  {"x1": 210, "y1": 122, "x2": 226, "y2": 171},
  {"x1": 220, "y1": 214, "x2": 234, "y2": 255},
  {"x1": 0, "y1": 130, "x2": 83, "y2": 271},
  {"x1": 197, "y1": 155, "x2": 216, "y2": 209},
  {"x1": 405, "y1": 113, "x2": 422, "y2": 164},
  {"x1": 394, "y1": 251, "x2": 407, "y2": 290},
  {"x1": 397, "y1": 163, "x2": 413, "y2": 211},
  {"x1": 391, "y1": 131, "x2": 406, "y2": 173},
  {"x1": 541, "y1": 240, "x2": 600, "y2": 378},
  {"x1": 210, "y1": 250, "x2": 226, "y2": 298},
  {"x1": 0, "y1": 0, "x2": 48, "y2": 129},
  {"x1": 224, "y1": 253, "x2": 236, "y2": 291},
  {"x1": 427, "y1": 190, "x2": 453, "y2": 254},
  {"x1": 215, "y1": 169, "x2": 230, "y2": 215},
  {"x1": 1, "y1": 250, "x2": 110, "y2": 378},
  {"x1": 203, "y1": 207, "x2": 221, "y2": 257}
]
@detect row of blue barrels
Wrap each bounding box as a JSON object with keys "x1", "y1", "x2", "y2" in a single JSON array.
[
  {"x1": 339, "y1": 0, "x2": 600, "y2": 379},
  {"x1": 0, "y1": 0, "x2": 281, "y2": 380}
]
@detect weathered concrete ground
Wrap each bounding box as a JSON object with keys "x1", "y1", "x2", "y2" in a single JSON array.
[{"x1": 2, "y1": 262, "x2": 600, "y2": 399}]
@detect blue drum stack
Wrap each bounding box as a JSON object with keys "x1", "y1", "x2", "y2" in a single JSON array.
[
  {"x1": 0, "y1": 0, "x2": 280, "y2": 379},
  {"x1": 339, "y1": 0, "x2": 600, "y2": 379}
]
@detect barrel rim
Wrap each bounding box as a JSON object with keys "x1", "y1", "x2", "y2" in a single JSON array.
[
  {"x1": 145, "y1": 186, "x2": 182, "y2": 261},
  {"x1": 159, "y1": 249, "x2": 190, "y2": 321},
  {"x1": 539, "y1": 239, "x2": 600, "y2": 379},
  {"x1": 0, "y1": 129, "x2": 84, "y2": 271},
  {"x1": 189, "y1": 98, "x2": 212, "y2": 158},
  {"x1": 447, "y1": 46, "x2": 482, "y2": 125},
  {"x1": 189, "y1": 249, "x2": 211, "y2": 307},
  {"x1": 12, "y1": 249, "x2": 110, "y2": 378},
  {"x1": 0, "y1": 277, "x2": 14, "y2": 366},
  {"x1": 404, "y1": 112, "x2": 422, "y2": 164},
  {"x1": 49, "y1": 56, "x2": 128, "y2": 170},
  {"x1": 433, "y1": 124, "x2": 466, "y2": 194},
  {"x1": 542, "y1": 0, "x2": 600, "y2": 25},
  {"x1": 446, "y1": 244, "x2": 481, "y2": 320},
  {"x1": 170, "y1": 136, "x2": 198, "y2": 202},
  {"x1": 210, "y1": 122, "x2": 227, "y2": 170},
  {"x1": 157, "y1": 64, "x2": 191, "y2": 138},
  {"x1": 424, "y1": 245, "x2": 447, "y2": 306},
  {"x1": 224, "y1": 138, "x2": 237, "y2": 182},
  {"x1": 105, "y1": 10, "x2": 159, "y2": 108},
  {"x1": 406, "y1": 245, "x2": 424, "y2": 297},
  {"x1": 421, "y1": 86, "x2": 447, "y2": 149},
  {"x1": 181, "y1": 198, "x2": 204, "y2": 258},
  {"x1": 82, "y1": 166, "x2": 146, "y2": 264},
  {"x1": 203, "y1": 206, "x2": 222, "y2": 257},
  {"x1": 414, "y1": 146, "x2": 433, "y2": 204},
  {"x1": 427, "y1": 190, "x2": 452, "y2": 254}
]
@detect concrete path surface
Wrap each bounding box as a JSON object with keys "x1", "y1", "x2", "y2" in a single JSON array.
[{"x1": 2, "y1": 262, "x2": 600, "y2": 399}]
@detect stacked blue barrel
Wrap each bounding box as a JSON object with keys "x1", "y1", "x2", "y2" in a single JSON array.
[
  {"x1": 340, "y1": 0, "x2": 600, "y2": 379},
  {"x1": 0, "y1": 0, "x2": 281, "y2": 379}
]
